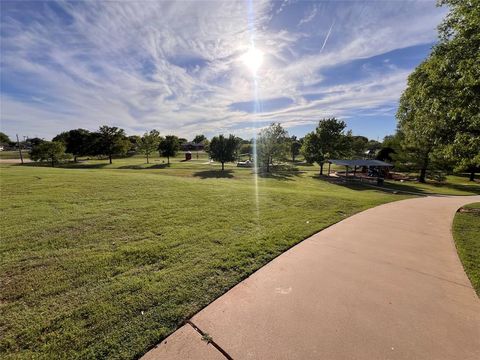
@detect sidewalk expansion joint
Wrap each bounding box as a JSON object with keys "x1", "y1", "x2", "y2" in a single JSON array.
[{"x1": 186, "y1": 320, "x2": 234, "y2": 360}]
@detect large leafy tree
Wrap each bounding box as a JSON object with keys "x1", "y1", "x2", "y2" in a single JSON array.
[
  {"x1": 435, "y1": 0, "x2": 480, "y2": 180},
  {"x1": 256, "y1": 123, "x2": 289, "y2": 172},
  {"x1": 52, "y1": 129, "x2": 91, "y2": 162},
  {"x1": 97, "y1": 126, "x2": 130, "y2": 164},
  {"x1": 138, "y1": 130, "x2": 161, "y2": 164},
  {"x1": 30, "y1": 141, "x2": 69, "y2": 167},
  {"x1": 396, "y1": 59, "x2": 449, "y2": 182},
  {"x1": 158, "y1": 135, "x2": 179, "y2": 164},
  {"x1": 208, "y1": 134, "x2": 237, "y2": 171},
  {"x1": 301, "y1": 118, "x2": 350, "y2": 175},
  {"x1": 397, "y1": 0, "x2": 480, "y2": 181}
]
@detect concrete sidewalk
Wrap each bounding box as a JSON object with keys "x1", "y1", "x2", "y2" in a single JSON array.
[{"x1": 142, "y1": 196, "x2": 480, "y2": 360}]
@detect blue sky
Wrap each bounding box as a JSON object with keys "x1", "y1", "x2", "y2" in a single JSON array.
[{"x1": 0, "y1": 0, "x2": 446, "y2": 141}]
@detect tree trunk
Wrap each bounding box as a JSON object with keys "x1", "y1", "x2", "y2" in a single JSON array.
[
  {"x1": 470, "y1": 170, "x2": 476, "y2": 182},
  {"x1": 109, "y1": 154, "x2": 112, "y2": 164},
  {"x1": 319, "y1": 163, "x2": 324, "y2": 175},
  {"x1": 221, "y1": 162, "x2": 224, "y2": 171},
  {"x1": 146, "y1": 153, "x2": 149, "y2": 164},
  {"x1": 167, "y1": 156, "x2": 170, "y2": 164},
  {"x1": 266, "y1": 161, "x2": 270, "y2": 173},
  {"x1": 419, "y1": 167, "x2": 427, "y2": 183},
  {"x1": 51, "y1": 158, "x2": 55, "y2": 167},
  {"x1": 74, "y1": 156, "x2": 77, "y2": 163},
  {"x1": 292, "y1": 154, "x2": 295, "y2": 162}
]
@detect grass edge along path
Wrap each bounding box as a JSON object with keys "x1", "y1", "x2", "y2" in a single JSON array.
[{"x1": 452, "y1": 202, "x2": 480, "y2": 297}]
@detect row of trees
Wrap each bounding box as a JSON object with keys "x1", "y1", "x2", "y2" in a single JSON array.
[
  {"x1": 25, "y1": 126, "x2": 183, "y2": 166},
  {"x1": 207, "y1": 119, "x2": 374, "y2": 173},
  {"x1": 395, "y1": 0, "x2": 479, "y2": 182},
  {"x1": 25, "y1": 118, "x2": 381, "y2": 171}
]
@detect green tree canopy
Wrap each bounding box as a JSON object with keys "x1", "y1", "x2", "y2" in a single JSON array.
[
  {"x1": 290, "y1": 136, "x2": 302, "y2": 162},
  {"x1": 256, "y1": 123, "x2": 289, "y2": 172},
  {"x1": 396, "y1": 0, "x2": 480, "y2": 181},
  {"x1": 158, "y1": 135, "x2": 179, "y2": 164},
  {"x1": 0, "y1": 132, "x2": 11, "y2": 145},
  {"x1": 52, "y1": 129, "x2": 91, "y2": 162},
  {"x1": 138, "y1": 130, "x2": 161, "y2": 164},
  {"x1": 30, "y1": 141, "x2": 69, "y2": 167},
  {"x1": 301, "y1": 118, "x2": 350, "y2": 175},
  {"x1": 193, "y1": 134, "x2": 207, "y2": 144},
  {"x1": 97, "y1": 126, "x2": 130, "y2": 164},
  {"x1": 208, "y1": 134, "x2": 237, "y2": 171}
]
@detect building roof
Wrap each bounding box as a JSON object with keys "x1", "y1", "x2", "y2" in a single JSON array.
[{"x1": 327, "y1": 159, "x2": 393, "y2": 167}]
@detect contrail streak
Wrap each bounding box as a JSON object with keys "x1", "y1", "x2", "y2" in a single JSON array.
[{"x1": 320, "y1": 20, "x2": 335, "y2": 53}]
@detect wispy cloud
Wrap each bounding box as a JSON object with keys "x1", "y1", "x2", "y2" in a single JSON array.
[{"x1": 0, "y1": 0, "x2": 445, "y2": 140}]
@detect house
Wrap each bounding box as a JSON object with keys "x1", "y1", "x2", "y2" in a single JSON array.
[{"x1": 181, "y1": 141, "x2": 205, "y2": 151}]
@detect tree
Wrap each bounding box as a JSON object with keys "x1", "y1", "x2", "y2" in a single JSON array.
[
  {"x1": 138, "y1": 130, "x2": 161, "y2": 164},
  {"x1": 128, "y1": 135, "x2": 142, "y2": 153},
  {"x1": 53, "y1": 129, "x2": 91, "y2": 162},
  {"x1": 396, "y1": 0, "x2": 480, "y2": 182},
  {"x1": 193, "y1": 134, "x2": 206, "y2": 144},
  {"x1": 97, "y1": 126, "x2": 130, "y2": 164},
  {"x1": 396, "y1": 57, "x2": 450, "y2": 183},
  {"x1": 290, "y1": 136, "x2": 302, "y2": 162},
  {"x1": 256, "y1": 123, "x2": 289, "y2": 172},
  {"x1": 158, "y1": 135, "x2": 179, "y2": 164},
  {"x1": 208, "y1": 134, "x2": 237, "y2": 171},
  {"x1": 301, "y1": 118, "x2": 350, "y2": 175},
  {"x1": 239, "y1": 143, "x2": 253, "y2": 160},
  {"x1": 30, "y1": 141, "x2": 69, "y2": 167},
  {"x1": 0, "y1": 132, "x2": 10, "y2": 145},
  {"x1": 349, "y1": 136, "x2": 369, "y2": 157}
]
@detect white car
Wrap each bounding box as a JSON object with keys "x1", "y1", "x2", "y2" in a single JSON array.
[{"x1": 237, "y1": 160, "x2": 253, "y2": 168}]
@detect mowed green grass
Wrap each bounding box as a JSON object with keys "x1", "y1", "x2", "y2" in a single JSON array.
[
  {"x1": 0, "y1": 153, "x2": 470, "y2": 360},
  {"x1": 453, "y1": 202, "x2": 480, "y2": 296},
  {"x1": 383, "y1": 175, "x2": 480, "y2": 196}
]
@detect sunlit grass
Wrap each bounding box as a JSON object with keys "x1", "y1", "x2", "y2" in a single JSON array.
[{"x1": 0, "y1": 158, "x2": 412, "y2": 359}]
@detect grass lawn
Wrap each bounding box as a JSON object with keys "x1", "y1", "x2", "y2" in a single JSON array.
[
  {"x1": 0, "y1": 151, "x2": 22, "y2": 159},
  {"x1": 453, "y1": 202, "x2": 480, "y2": 296},
  {"x1": 383, "y1": 175, "x2": 480, "y2": 196},
  {"x1": 0, "y1": 154, "x2": 478, "y2": 359}
]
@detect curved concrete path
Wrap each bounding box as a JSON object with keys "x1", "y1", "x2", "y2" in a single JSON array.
[{"x1": 142, "y1": 196, "x2": 480, "y2": 360}]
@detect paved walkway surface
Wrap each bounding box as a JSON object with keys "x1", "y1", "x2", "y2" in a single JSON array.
[{"x1": 142, "y1": 196, "x2": 480, "y2": 360}]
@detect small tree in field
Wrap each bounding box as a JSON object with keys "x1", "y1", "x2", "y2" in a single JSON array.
[
  {"x1": 138, "y1": 130, "x2": 161, "y2": 164},
  {"x1": 158, "y1": 135, "x2": 179, "y2": 164},
  {"x1": 301, "y1": 118, "x2": 350, "y2": 175},
  {"x1": 208, "y1": 134, "x2": 237, "y2": 171},
  {"x1": 256, "y1": 123, "x2": 289, "y2": 172},
  {"x1": 30, "y1": 141, "x2": 69, "y2": 167}
]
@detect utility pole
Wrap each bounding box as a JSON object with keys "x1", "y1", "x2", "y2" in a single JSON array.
[{"x1": 16, "y1": 134, "x2": 24, "y2": 164}]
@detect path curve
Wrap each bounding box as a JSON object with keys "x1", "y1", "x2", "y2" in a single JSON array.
[{"x1": 143, "y1": 195, "x2": 480, "y2": 360}]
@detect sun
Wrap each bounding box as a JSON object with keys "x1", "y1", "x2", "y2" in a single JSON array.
[{"x1": 241, "y1": 47, "x2": 264, "y2": 74}]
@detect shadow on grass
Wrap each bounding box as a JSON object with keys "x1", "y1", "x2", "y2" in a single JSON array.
[
  {"x1": 258, "y1": 171, "x2": 302, "y2": 181},
  {"x1": 418, "y1": 182, "x2": 479, "y2": 195},
  {"x1": 313, "y1": 175, "x2": 480, "y2": 195},
  {"x1": 193, "y1": 170, "x2": 234, "y2": 179},
  {"x1": 15, "y1": 162, "x2": 110, "y2": 169},
  {"x1": 117, "y1": 164, "x2": 170, "y2": 170}
]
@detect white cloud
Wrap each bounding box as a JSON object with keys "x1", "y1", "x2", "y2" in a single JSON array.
[{"x1": 0, "y1": 0, "x2": 446, "y2": 140}]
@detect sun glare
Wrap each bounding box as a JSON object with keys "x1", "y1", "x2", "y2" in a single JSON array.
[{"x1": 242, "y1": 47, "x2": 264, "y2": 74}]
